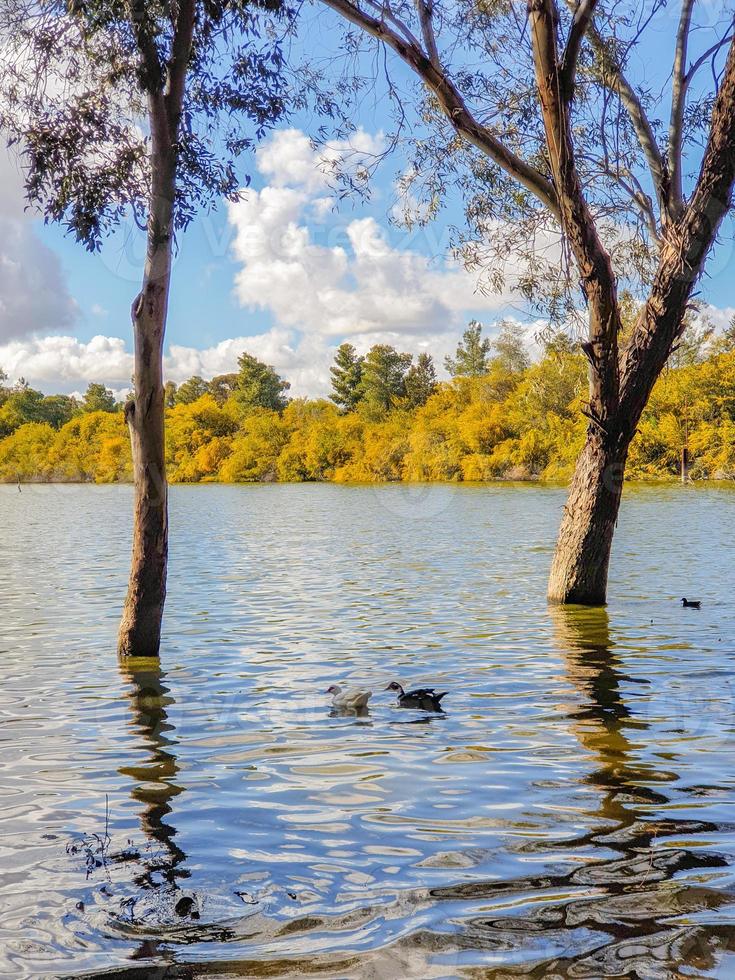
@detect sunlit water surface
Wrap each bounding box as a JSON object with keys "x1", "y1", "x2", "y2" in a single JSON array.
[{"x1": 1, "y1": 483, "x2": 735, "y2": 978}]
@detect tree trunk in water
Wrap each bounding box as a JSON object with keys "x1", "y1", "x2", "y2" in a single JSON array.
[
  {"x1": 118, "y1": 133, "x2": 175, "y2": 657},
  {"x1": 117, "y1": 290, "x2": 169, "y2": 656},
  {"x1": 547, "y1": 428, "x2": 630, "y2": 605}
]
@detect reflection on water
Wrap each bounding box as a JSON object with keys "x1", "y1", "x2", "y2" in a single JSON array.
[
  {"x1": 118, "y1": 663, "x2": 188, "y2": 895},
  {"x1": 1, "y1": 483, "x2": 734, "y2": 978}
]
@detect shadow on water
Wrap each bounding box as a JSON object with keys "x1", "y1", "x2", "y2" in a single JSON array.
[{"x1": 427, "y1": 605, "x2": 735, "y2": 977}]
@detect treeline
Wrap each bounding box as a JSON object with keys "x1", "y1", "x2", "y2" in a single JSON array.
[{"x1": 2, "y1": 319, "x2": 735, "y2": 484}]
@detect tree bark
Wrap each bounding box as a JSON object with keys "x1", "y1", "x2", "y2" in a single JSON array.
[
  {"x1": 547, "y1": 428, "x2": 629, "y2": 604},
  {"x1": 118, "y1": 110, "x2": 176, "y2": 657}
]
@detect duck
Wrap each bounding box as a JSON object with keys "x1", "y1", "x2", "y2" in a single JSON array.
[
  {"x1": 681, "y1": 597, "x2": 701, "y2": 609},
  {"x1": 326, "y1": 685, "x2": 372, "y2": 711},
  {"x1": 384, "y1": 681, "x2": 447, "y2": 712}
]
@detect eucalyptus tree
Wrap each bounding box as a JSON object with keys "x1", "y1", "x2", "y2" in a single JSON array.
[
  {"x1": 315, "y1": 0, "x2": 735, "y2": 603},
  {"x1": 0, "y1": 0, "x2": 292, "y2": 655}
]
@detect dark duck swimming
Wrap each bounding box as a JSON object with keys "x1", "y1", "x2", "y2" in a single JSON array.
[
  {"x1": 385, "y1": 681, "x2": 447, "y2": 712},
  {"x1": 681, "y1": 597, "x2": 701, "y2": 608}
]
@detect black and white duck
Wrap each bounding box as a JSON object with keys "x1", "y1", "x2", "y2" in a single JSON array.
[
  {"x1": 681, "y1": 597, "x2": 701, "y2": 609},
  {"x1": 384, "y1": 681, "x2": 447, "y2": 712}
]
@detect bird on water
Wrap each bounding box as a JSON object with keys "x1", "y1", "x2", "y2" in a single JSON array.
[
  {"x1": 385, "y1": 681, "x2": 447, "y2": 712},
  {"x1": 326, "y1": 685, "x2": 372, "y2": 711},
  {"x1": 681, "y1": 598, "x2": 701, "y2": 609}
]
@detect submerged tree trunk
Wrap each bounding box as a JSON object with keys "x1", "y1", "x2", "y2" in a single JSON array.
[
  {"x1": 118, "y1": 121, "x2": 176, "y2": 657},
  {"x1": 547, "y1": 430, "x2": 629, "y2": 604}
]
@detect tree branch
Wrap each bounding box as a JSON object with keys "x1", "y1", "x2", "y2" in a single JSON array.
[
  {"x1": 685, "y1": 27, "x2": 735, "y2": 87},
  {"x1": 415, "y1": 0, "x2": 439, "y2": 67},
  {"x1": 166, "y1": 0, "x2": 196, "y2": 124},
  {"x1": 620, "y1": 34, "x2": 735, "y2": 415},
  {"x1": 560, "y1": 0, "x2": 599, "y2": 100},
  {"x1": 127, "y1": 0, "x2": 165, "y2": 95},
  {"x1": 320, "y1": 0, "x2": 560, "y2": 217},
  {"x1": 578, "y1": 10, "x2": 670, "y2": 223},
  {"x1": 668, "y1": 0, "x2": 695, "y2": 217},
  {"x1": 528, "y1": 0, "x2": 621, "y2": 419}
]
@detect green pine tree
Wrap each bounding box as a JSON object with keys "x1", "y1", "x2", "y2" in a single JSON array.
[
  {"x1": 82, "y1": 382, "x2": 117, "y2": 413},
  {"x1": 235, "y1": 352, "x2": 290, "y2": 412},
  {"x1": 329, "y1": 343, "x2": 364, "y2": 411},
  {"x1": 360, "y1": 344, "x2": 412, "y2": 417}
]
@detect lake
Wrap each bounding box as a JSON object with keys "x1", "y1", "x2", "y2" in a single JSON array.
[{"x1": 1, "y1": 482, "x2": 735, "y2": 978}]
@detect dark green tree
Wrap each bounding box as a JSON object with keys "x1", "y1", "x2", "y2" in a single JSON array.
[
  {"x1": 329, "y1": 343, "x2": 364, "y2": 411},
  {"x1": 235, "y1": 353, "x2": 290, "y2": 412},
  {"x1": 360, "y1": 344, "x2": 412, "y2": 416},
  {"x1": 0, "y1": 382, "x2": 45, "y2": 436},
  {"x1": 82, "y1": 382, "x2": 117, "y2": 413},
  {"x1": 39, "y1": 394, "x2": 78, "y2": 428},
  {"x1": 0, "y1": 0, "x2": 293, "y2": 657},
  {"x1": 444, "y1": 322, "x2": 492, "y2": 378},
  {"x1": 175, "y1": 376, "x2": 209, "y2": 405},
  {"x1": 405, "y1": 352, "x2": 437, "y2": 408}
]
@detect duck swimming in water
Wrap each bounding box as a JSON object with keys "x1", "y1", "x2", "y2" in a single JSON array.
[
  {"x1": 681, "y1": 597, "x2": 701, "y2": 609},
  {"x1": 326, "y1": 685, "x2": 372, "y2": 711},
  {"x1": 385, "y1": 681, "x2": 447, "y2": 712}
]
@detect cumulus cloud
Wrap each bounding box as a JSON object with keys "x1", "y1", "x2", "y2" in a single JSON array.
[
  {"x1": 0, "y1": 150, "x2": 78, "y2": 343},
  {"x1": 228, "y1": 129, "x2": 520, "y2": 340},
  {"x1": 256, "y1": 127, "x2": 385, "y2": 194},
  {"x1": 0, "y1": 335, "x2": 133, "y2": 390}
]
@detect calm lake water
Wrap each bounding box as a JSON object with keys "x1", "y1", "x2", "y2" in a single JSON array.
[{"x1": 1, "y1": 483, "x2": 735, "y2": 978}]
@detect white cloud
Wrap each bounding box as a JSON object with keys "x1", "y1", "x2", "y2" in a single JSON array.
[
  {"x1": 228, "y1": 134, "x2": 519, "y2": 340},
  {"x1": 0, "y1": 150, "x2": 78, "y2": 343},
  {"x1": 0, "y1": 335, "x2": 132, "y2": 390},
  {"x1": 256, "y1": 127, "x2": 385, "y2": 194}
]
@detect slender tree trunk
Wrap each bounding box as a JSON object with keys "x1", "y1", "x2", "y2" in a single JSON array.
[{"x1": 118, "y1": 124, "x2": 176, "y2": 657}]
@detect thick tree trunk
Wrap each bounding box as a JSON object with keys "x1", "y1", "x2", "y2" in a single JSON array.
[
  {"x1": 118, "y1": 121, "x2": 176, "y2": 657},
  {"x1": 547, "y1": 427, "x2": 630, "y2": 604}
]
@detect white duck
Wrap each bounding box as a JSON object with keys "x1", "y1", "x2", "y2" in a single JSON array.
[{"x1": 326, "y1": 685, "x2": 372, "y2": 711}]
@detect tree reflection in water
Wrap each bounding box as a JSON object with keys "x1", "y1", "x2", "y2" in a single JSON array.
[
  {"x1": 526, "y1": 606, "x2": 731, "y2": 976},
  {"x1": 428, "y1": 606, "x2": 733, "y2": 977},
  {"x1": 117, "y1": 661, "x2": 189, "y2": 896}
]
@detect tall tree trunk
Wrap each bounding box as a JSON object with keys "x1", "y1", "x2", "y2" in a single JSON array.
[{"x1": 118, "y1": 125, "x2": 176, "y2": 657}]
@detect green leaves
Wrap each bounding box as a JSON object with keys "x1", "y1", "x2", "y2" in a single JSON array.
[{"x1": 0, "y1": 0, "x2": 295, "y2": 249}]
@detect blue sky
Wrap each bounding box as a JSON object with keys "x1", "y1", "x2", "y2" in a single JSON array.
[{"x1": 1, "y1": 2, "x2": 734, "y2": 398}]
